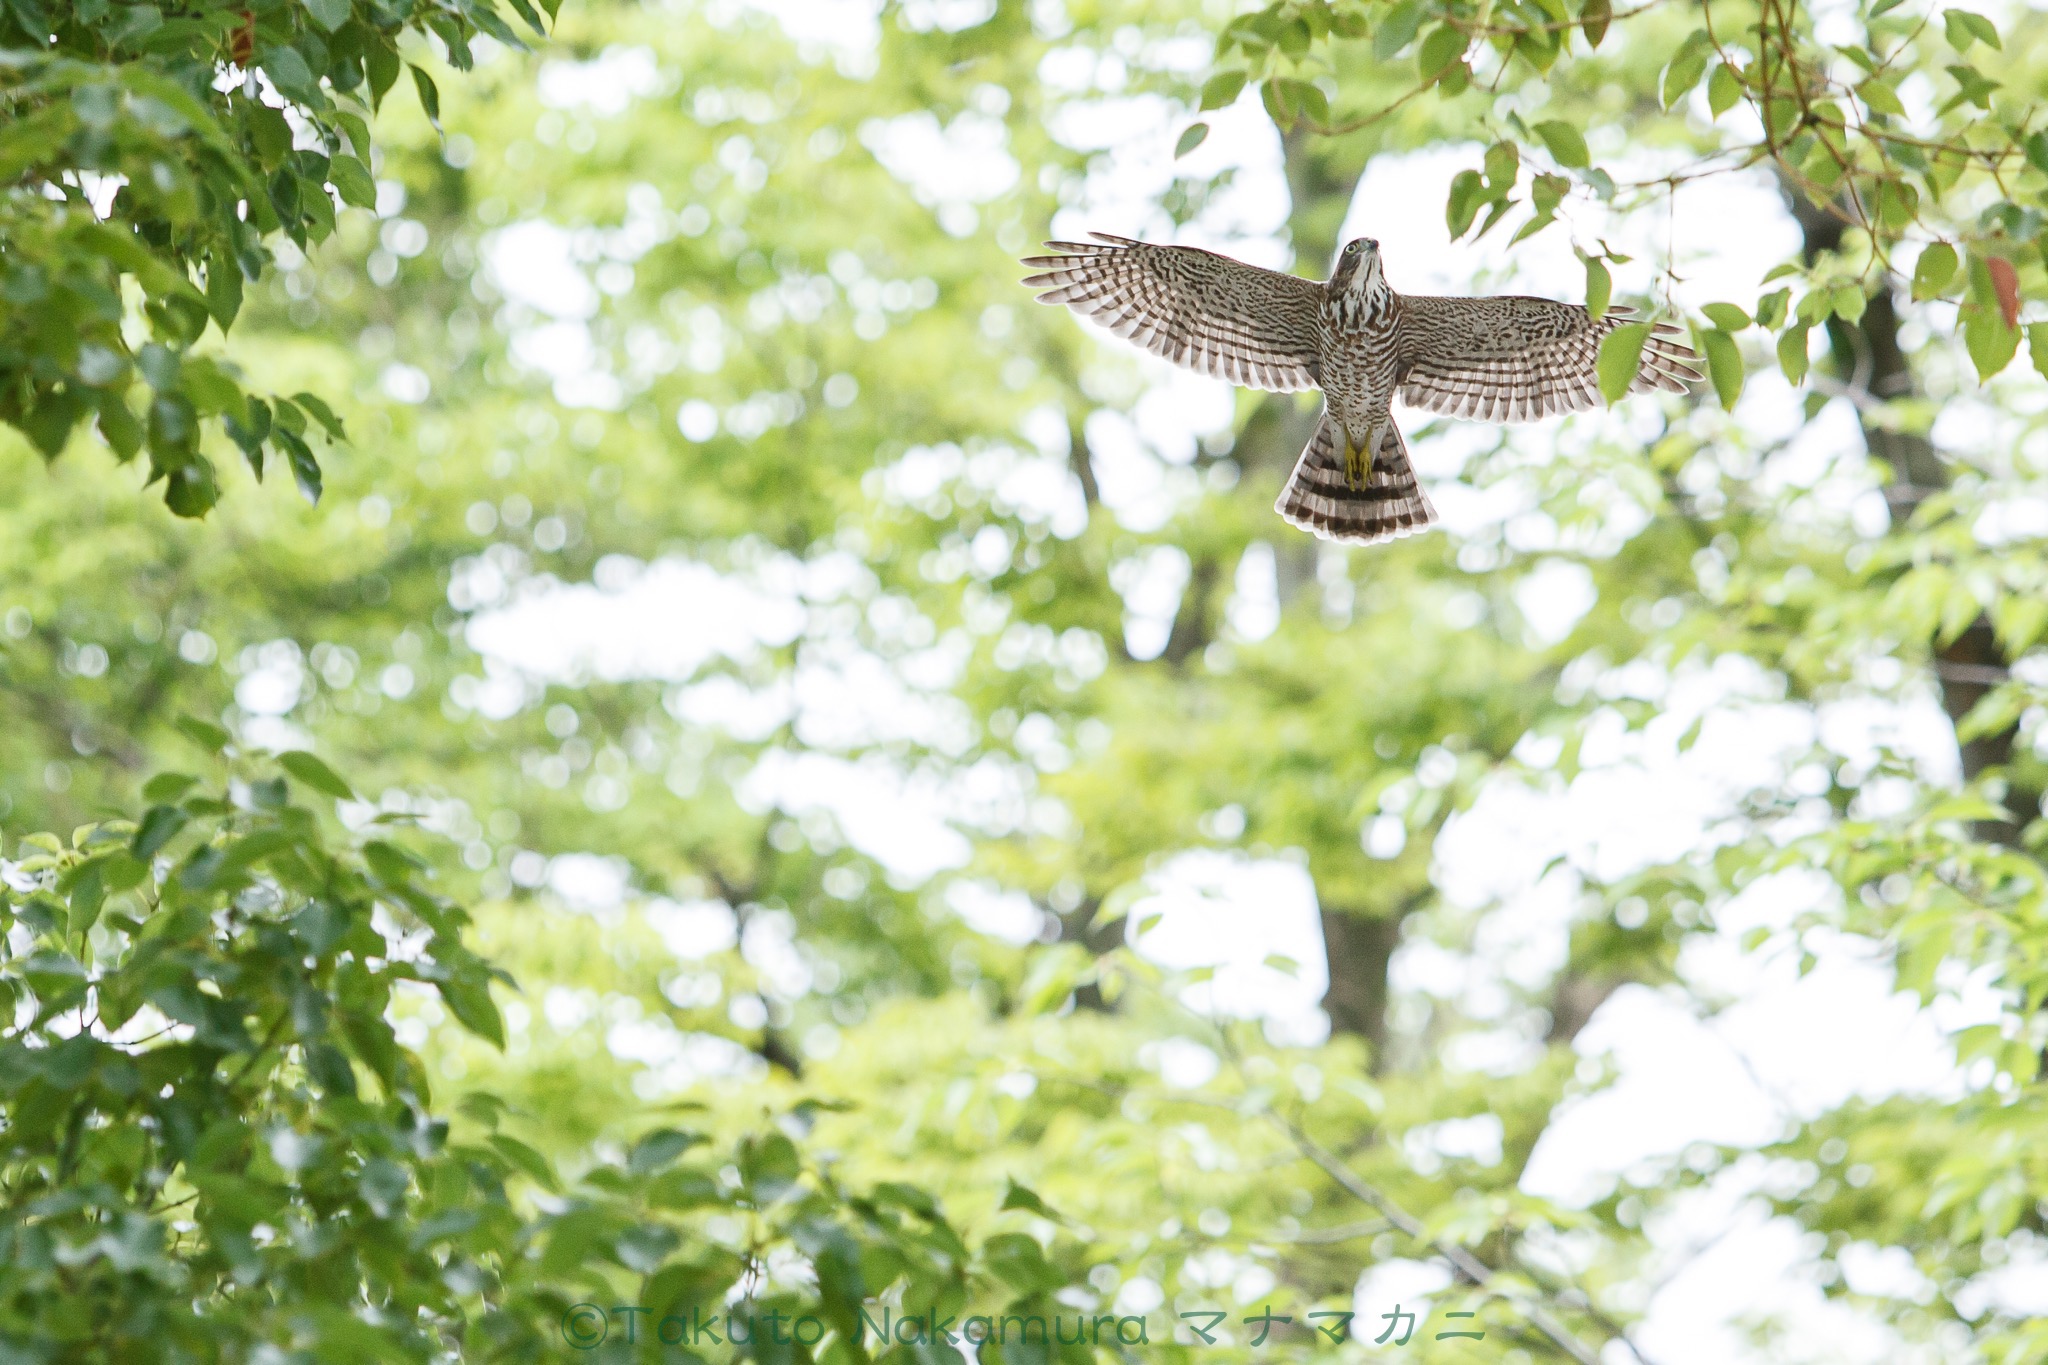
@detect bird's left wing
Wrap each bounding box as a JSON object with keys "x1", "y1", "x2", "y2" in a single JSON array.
[
  {"x1": 1397, "y1": 294, "x2": 1702, "y2": 422},
  {"x1": 1022, "y1": 233, "x2": 1325, "y2": 392}
]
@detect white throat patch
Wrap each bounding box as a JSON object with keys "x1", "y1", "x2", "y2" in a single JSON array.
[{"x1": 1340, "y1": 251, "x2": 1391, "y2": 327}]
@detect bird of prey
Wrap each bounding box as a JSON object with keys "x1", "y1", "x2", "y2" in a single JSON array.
[{"x1": 1021, "y1": 233, "x2": 1701, "y2": 544}]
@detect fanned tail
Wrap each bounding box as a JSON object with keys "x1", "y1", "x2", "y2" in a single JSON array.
[{"x1": 1275, "y1": 412, "x2": 1436, "y2": 545}]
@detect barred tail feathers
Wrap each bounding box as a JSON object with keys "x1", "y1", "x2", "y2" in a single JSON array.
[{"x1": 1275, "y1": 412, "x2": 1436, "y2": 545}]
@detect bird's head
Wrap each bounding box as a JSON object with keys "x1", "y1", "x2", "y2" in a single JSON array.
[{"x1": 1331, "y1": 236, "x2": 1384, "y2": 300}]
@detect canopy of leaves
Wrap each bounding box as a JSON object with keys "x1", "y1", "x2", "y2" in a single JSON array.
[{"x1": 0, "y1": 0, "x2": 557, "y2": 514}]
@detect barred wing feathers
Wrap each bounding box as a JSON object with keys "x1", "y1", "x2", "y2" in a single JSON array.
[
  {"x1": 1396, "y1": 295, "x2": 1703, "y2": 422},
  {"x1": 1022, "y1": 233, "x2": 1324, "y2": 392}
]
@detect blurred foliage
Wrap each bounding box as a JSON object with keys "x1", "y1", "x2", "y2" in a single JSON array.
[
  {"x1": 5, "y1": 0, "x2": 2048, "y2": 1360},
  {"x1": 0, "y1": 752, "x2": 1120, "y2": 1362},
  {"x1": 0, "y1": 0, "x2": 557, "y2": 514}
]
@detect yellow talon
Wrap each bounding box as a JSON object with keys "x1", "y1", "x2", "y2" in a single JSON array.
[{"x1": 1343, "y1": 440, "x2": 1370, "y2": 490}]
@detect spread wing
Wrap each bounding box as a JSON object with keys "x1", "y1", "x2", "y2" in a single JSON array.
[
  {"x1": 1021, "y1": 233, "x2": 1325, "y2": 392},
  {"x1": 1397, "y1": 295, "x2": 1702, "y2": 422}
]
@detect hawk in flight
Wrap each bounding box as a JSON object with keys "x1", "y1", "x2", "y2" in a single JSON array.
[{"x1": 1022, "y1": 234, "x2": 1701, "y2": 544}]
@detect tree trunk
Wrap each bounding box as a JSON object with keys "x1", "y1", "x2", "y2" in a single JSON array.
[
  {"x1": 1160, "y1": 557, "x2": 1220, "y2": 666},
  {"x1": 1785, "y1": 188, "x2": 2039, "y2": 836},
  {"x1": 1319, "y1": 908, "x2": 1401, "y2": 1067}
]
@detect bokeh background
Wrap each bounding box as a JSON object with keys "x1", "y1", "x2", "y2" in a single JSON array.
[{"x1": 6, "y1": 0, "x2": 2047, "y2": 1359}]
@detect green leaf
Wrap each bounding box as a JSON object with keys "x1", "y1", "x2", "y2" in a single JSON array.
[
  {"x1": 304, "y1": 0, "x2": 352, "y2": 32},
  {"x1": 1373, "y1": 0, "x2": 1426, "y2": 59},
  {"x1": 328, "y1": 155, "x2": 377, "y2": 210},
  {"x1": 1259, "y1": 78, "x2": 1289, "y2": 127},
  {"x1": 1995, "y1": 589, "x2": 2048, "y2": 652},
  {"x1": 1596, "y1": 321, "x2": 1652, "y2": 402},
  {"x1": 181, "y1": 359, "x2": 249, "y2": 423},
  {"x1": 291, "y1": 392, "x2": 346, "y2": 440},
  {"x1": 1000, "y1": 1179, "x2": 1067, "y2": 1223},
  {"x1": 365, "y1": 839, "x2": 427, "y2": 884},
  {"x1": 1913, "y1": 242, "x2": 1958, "y2": 300},
  {"x1": 1445, "y1": 169, "x2": 1486, "y2": 238},
  {"x1": 504, "y1": 0, "x2": 551, "y2": 37},
  {"x1": 738, "y1": 1132, "x2": 801, "y2": 1198},
  {"x1": 22, "y1": 390, "x2": 84, "y2": 460},
  {"x1": 1582, "y1": 255, "x2": 1611, "y2": 320},
  {"x1": 335, "y1": 110, "x2": 374, "y2": 161},
  {"x1": 2028, "y1": 324, "x2": 2048, "y2": 382},
  {"x1": 96, "y1": 391, "x2": 143, "y2": 461},
  {"x1": 1777, "y1": 325, "x2": 1812, "y2": 386},
  {"x1": 438, "y1": 967, "x2": 505, "y2": 1048},
  {"x1": 628, "y1": 1129, "x2": 707, "y2": 1175},
  {"x1": 1874, "y1": 177, "x2": 1919, "y2": 229},
  {"x1": 142, "y1": 773, "x2": 199, "y2": 803},
  {"x1": 275, "y1": 427, "x2": 323, "y2": 505},
  {"x1": 490, "y1": 1133, "x2": 559, "y2": 1189},
  {"x1": 1702, "y1": 302, "x2": 1751, "y2": 331},
  {"x1": 119, "y1": 68, "x2": 251, "y2": 181},
  {"x1": 1274, "y1": 79, "x2": 1328, "y2": 127},
  {"x1": 1532, "y1": 119, "x2": 1589, "y2": 169},
  {"x1": 1580, "y1": 0, "x2": 1611, "y2": 47},
  {"x1": 984, "y1": 1232, "x2": 1062, "y2": 1294},
  {"x1": 1198, "y1": 70, "x2": 1246, "y2": 111},
  {"x1": 411, "y1": 65, "x2": 442, "y2": 129},
  {"x1": 272, "y1": 396, "x2": 308, "y2": 438},
  {"x1": 1943, "y1": 9, "x2": 2000, "y2": 52},
  {"x1": 176, "y1": 715, "x2": 232, "y2": 753},
  {"x1": 1661, "y1": 31, "x2": 1712, "y2": 108},
  {"x1": 1943, "y1": 62, "x2": 1999, "y2": 110},
  {"x1": 1175, "y1": 123, "x2": 1208, "y2": 158},
  {"x1": 131, "y1": 805, "x2": 188, "y2": 861},
  {"x1": 0, "y1": 105, "x2": 75, "y2": 183},
  {"x1": 1965, "y1": 308, "x2": 2020, "y2": 381},
  {"x1": 1510, "y1": 210, "x2": 1556, "y2": 246},
  {"x1": 246, "y1": 103, "x2": 293, "y2": 169},
  {"x1": 1700, "y1": 327, "x2": 1744, "y2": 410},
  {"x1": 1858, "y1": 76, "x2": 1905, "y2": 116},
  {"x1": 1417, "y1": 24, "x2": 1466, "y2": 79},
  {"x1": 66, "y1": 862, "x2": 105, "y2": 938},
  {"x1": 262, "y1": 45, "x2": 318, "y2": 101},
  {"x1": 204, "y1": 253, "x2": 244, "y2": 330},
  {"x1": 1708, "y1": 62, "x2": 1741, "y2": 117},
  {"x1": 1753, "y1": 288, "x2": 1790, "y2": 329},
  {"x1": 163, "y1": 462, "x2": 218, "y2": 519},
  {"x1": 1483, "y1": 140, "x2": 1519, "y2": 191},
  {"x1": 78, "y1": 225, "x2": 187, "y2": 299},
  {"x1": 279, "y1": 751, "x2": 356, "y2": 800}
]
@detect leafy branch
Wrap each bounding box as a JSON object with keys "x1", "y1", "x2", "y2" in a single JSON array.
[{"x1": 0, "y1": 0, "x2": 557, "y2": 516}]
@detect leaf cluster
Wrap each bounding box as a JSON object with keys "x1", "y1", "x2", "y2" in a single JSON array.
[{"x1": 0, "y1": 0, "x2": 556, "y2": 515}]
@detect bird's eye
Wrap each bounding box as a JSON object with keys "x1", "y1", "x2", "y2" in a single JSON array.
[{"x1": 1344, "y1": 242, "x2": 1358, "y2": 255}]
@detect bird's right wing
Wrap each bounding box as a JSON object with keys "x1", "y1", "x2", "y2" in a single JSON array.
[{"x1": 1022, "y1": 233, "x2": 1325, "y2": 392}]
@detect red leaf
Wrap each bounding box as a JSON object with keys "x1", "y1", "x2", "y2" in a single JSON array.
[{"x1": 1989, "y1": 256, "x2": 2020, "y2": 329}]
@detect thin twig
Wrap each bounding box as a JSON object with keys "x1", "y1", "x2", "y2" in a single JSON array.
[{"x1": 1280, "y1": 1117, "x2": 1632, "y2": 1365}]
